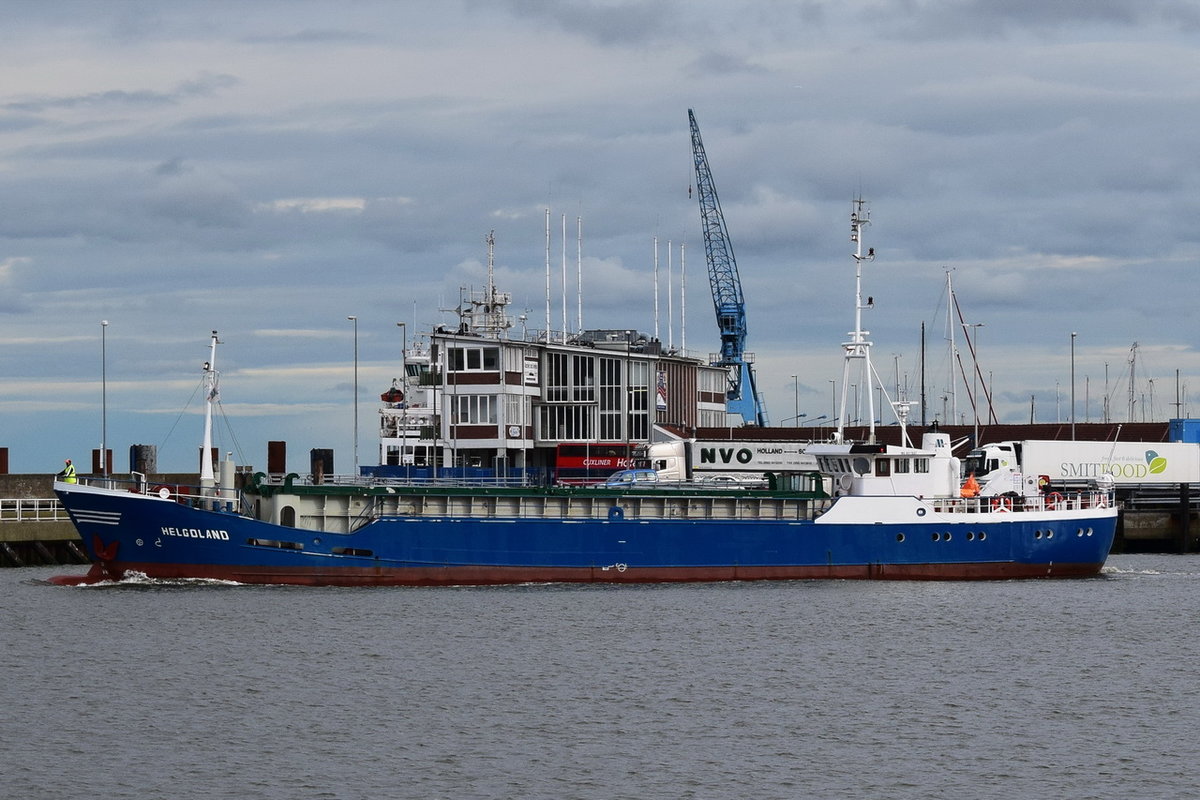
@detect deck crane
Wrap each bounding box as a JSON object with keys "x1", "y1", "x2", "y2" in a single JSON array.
[{"x1": 688, "y1": 109, "x2": 767, "y2": 426}]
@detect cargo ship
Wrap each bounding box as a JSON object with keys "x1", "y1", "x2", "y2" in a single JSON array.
[
  {"x1": 50, "y1": 424, "x2": 1117, "y2": 586},
  {"x1": 50, "y1": 204, "x2": 1118, "y2": 586}
]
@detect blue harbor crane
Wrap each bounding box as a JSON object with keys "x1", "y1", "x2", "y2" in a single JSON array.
[{"x1": 688, "y1": 109, "x2": 767, "y2": 426}]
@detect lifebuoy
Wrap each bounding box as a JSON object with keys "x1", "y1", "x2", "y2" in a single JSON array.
[
  {"x1": 153, "y1": 485, "x2": 172, "y2": 499},
  {"x1": 1046, "y1": 492, "x2": 1064, "y2": 510},
  {"x1": 990, "y1": 497, "x2": 1013, "y2": 513}
]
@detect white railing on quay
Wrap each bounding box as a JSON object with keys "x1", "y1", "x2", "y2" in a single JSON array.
[{"x1": 0, "y1": 497, "x2": 69, "y2": 522}]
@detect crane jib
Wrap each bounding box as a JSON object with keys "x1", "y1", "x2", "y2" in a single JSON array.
[{"x1": 687, "y1": 108, "x2": 766, "y2": 426}]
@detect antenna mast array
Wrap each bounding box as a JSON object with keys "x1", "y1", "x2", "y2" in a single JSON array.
[{"x1": 837, "y1": 200, "x2": 877, "y2": 443}]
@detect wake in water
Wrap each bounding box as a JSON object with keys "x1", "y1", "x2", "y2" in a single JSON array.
[
  {"x1": 1102, "y1": 564, "x2": 1162, "y2": 576},
  {"x1": 48, "y1": 570, "x2": 247, "y2": 589},
  {"x1": 1102, "y1": 553, "x2": 1200, "y2": 577}
]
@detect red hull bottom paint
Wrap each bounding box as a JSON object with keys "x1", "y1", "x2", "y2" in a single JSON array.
[{"x1": 49, "y1": 559, "x2": 1107, "y2": 586}]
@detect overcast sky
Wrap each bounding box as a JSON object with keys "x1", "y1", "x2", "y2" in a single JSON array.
[{"x1": 2, "y1": 0, "x2": 1198, "y2": 475}]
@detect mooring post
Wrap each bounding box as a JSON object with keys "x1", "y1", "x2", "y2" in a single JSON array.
[{"x1": 1180, "y1": 482, "x2": 1193, "y2": 554}]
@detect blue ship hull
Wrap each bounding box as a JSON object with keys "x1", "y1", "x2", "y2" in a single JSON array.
[{"x1": 52, "y1": 481, "x2": 1118, "y2": 585}]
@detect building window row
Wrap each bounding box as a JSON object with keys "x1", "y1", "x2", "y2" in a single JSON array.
[
  {"x1": 449, "y1": 346, "x2": 500, "y2": 372},
  {"x1": 539, "y1": 404, "x2": 594, "y2": 441},
  {"x1": 451, "y1": 394, "x2": 497, "y2": 425},
  {"x1": 545, "y1": 351, "x2": 600, "y2": 403}
]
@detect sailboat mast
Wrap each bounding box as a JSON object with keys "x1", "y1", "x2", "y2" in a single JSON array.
[
  {"x1": 920, "y1": 321, "x2": 927, "y2": 426},
  {"x1": 945, "y1": 269, "x2": 957, "y2": 425},
  {"x1": 653, "y1": 237, "x2": 660, "y2": 341},
  {"x1": 680, "y1": 242, "x2": 687, "y2": 353},
  {"x1": 576, "y1": 216, "x2": 583, "y2": 334}
]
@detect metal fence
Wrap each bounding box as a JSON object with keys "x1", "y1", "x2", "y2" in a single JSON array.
[{"x1": 0, "y1": 498, "x2": 69, "y2": 522}]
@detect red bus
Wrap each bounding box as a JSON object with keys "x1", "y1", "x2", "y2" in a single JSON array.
[{"x1": 553, "y1": 443, "x2": 641, "y2": 485}]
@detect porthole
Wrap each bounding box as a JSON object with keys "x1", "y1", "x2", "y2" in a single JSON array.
[
  {"x1": 966, "y1": 531, "x2": 975, "y2": 541},
  {"x1": 932, "y1": 532, "x2": 941, "y2": 542},
  {"x1": 979, "y1": 531, "x2": 987, "y2": 541},
  {"x1": 896, "y1": 533, "x2": 905, "y2": 543},
  {"x1": 1046, "y1": 530, "x2": 1054, "y2": 539},
  {"x1": 1077, "y1": 528, "x2": 1084, "y2": 537},
  {"x1": 1086, "y1": 527, "x2": 1094, "y2": 537},
  {"x1": 1035, "y1": 530, "x2": 1043, "y2": 539},
  {"x1": 944, "y1": 532, "x2": 952, "y2": 542}
]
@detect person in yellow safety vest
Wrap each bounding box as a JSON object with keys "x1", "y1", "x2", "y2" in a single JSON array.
[{"x1": 59, "y1": 458, "x2": 77, "y2": 484}]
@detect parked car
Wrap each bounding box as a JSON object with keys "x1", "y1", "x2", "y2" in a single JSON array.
[
  {"x1": 700, "y1": 474, "x2": 768, "y2": 489},
  {"x1": 602, "y1": 469, "x2": 660, "y2": 487}
]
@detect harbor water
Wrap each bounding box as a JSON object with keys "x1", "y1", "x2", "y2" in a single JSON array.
[{"x1": 5, "y1": 555, "x2": 1200, "y2": 799}]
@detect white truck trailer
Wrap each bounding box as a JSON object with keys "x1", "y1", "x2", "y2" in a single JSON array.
[
  {"x1": 962, "y1": 439, "x2": 1200, "y2": 497},
  {"x1": 643, "y1": 438, "x2": 819, "y2": 488}
]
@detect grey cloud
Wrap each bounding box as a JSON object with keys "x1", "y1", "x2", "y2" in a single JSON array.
[
  {"x1": 864, "y1": 0, "x2": 1200, "y2": 38},
  {"x1": 3, "y1": 73, "x2": 239, "y2": 113},
  {"x1": 239, "y1": 28, "x2": 378, "y2": 45},
  {"x1": 153, "y1": 157, "x2": 189, "y2": 176},
  {"x1": 686, "y1": 51, "x2": 770, "y2": 78},
  {"x1": 494, "y1": 0, "x2": 678, "y2": 45}
]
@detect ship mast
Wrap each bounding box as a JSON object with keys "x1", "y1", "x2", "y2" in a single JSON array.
[
  {"x1": 200, "y1": 330, "x2": 220, "y2": 485},
  {"x1": 837, "y1": 200, "x2": 876, "y2": 443}
]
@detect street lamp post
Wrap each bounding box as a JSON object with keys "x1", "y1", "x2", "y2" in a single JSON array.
[
  {"x1": 101, "y1": 320, "x2": 108, "y2": 479},
  {"x1": 1071, "y1": 331, "x2": 1077, "y2": 439},
  {"x1": 624, "y1": 331, "x2": 632, "y2": 451},
  {"x1": 348, "y1": 316, "x2": 359, "y2": 474},
  {"x1": 791, "y1": 375, "x2": 798, "y2": 427}
]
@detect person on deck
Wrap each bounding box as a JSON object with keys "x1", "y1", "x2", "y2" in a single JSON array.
[{"x1": 58, "y1": 459, "x2": 77, "y2": 484}]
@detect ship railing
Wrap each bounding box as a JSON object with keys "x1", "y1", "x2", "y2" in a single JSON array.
[
  {"x1": 296, "y1": 473, "x2": 544, "y2": 489},
  {"x1": 1020, "y1": 489, "x2": 1117, "y2": 512},
  {"x1": 74, "y1": 475, "x2": 252, "y2": 517},
  {"x1": 930, "y1": 488, "x2": 1116, "y2": 514},
  {"x1": 73, "y1": 474, "x2": 147, "y2": 493}
]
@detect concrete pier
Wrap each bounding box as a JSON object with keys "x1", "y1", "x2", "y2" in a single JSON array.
[
  {"x1": 0, "y1": 522, "x2": 89, "y2": 567},
  {"x1": 1115, "y1": 484, "x2": 1200, "y2": 553}
]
